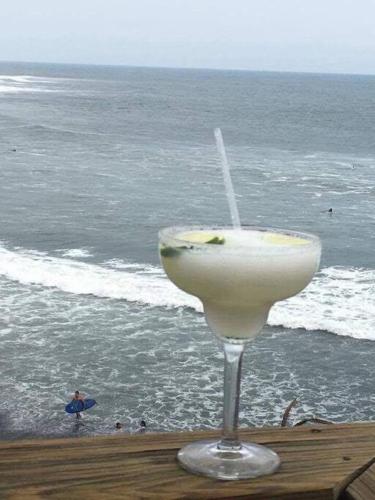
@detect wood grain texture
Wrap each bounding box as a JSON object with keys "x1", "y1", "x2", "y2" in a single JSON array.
[
  {"x1": 344, "y1": 461, "x2": 375, "y2": 500},
  {"x1": 0, "y1": 423, "x2": 375, "y2": 499}
]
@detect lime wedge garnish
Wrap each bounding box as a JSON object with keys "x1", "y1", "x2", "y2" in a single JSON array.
[
  {"x1": 160, "y1": 246, "x2": 181, "y2": 257},
  {"x1": 206, "y1": 236, "x2": 225, "y2": 244},
  {"x1": 178, "y1": 231, "x2": 225, "y2": 245},
  {"x1": 263, "y1": 233, "x2": 309, "y2": 245}
]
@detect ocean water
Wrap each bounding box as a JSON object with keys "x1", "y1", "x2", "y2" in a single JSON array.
[{"x1": 0, "y1": 61, "x2": 374, "y2": 438}]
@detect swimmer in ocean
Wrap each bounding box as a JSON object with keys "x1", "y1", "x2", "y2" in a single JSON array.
[{"x1": 137, "y1": 419, "x2": 147, "y2": 433}]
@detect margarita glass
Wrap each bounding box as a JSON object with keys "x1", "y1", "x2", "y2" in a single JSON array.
[{"x1": 159, "y1": 225, "x2": 321, "y2": 480}]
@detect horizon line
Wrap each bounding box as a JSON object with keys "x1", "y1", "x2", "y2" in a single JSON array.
[{"x1": 1, "y1": 59, "x2": 375, "y2": 78}]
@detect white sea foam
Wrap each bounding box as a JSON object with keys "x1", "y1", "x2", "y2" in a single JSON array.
[
  {"x1": 269, "y1": 267, "x2": 375, "y2": 340},
  {"x1": 0, "y1": 75, "x2": 35, "y2": 83},
  {"x1": 0, "y1": 245, "x2": 198, "y2": 309},
  {"x1": 0, "y1": 75, "x2": 61, "y2": 83},
  {"x1": 0, "y1": 85, "x2": 27, "y2": 93},
  {"x1": 104, "y1": 258, "x2": 164, "y2": 274},
  {"x1": 59, "y1": 248, "x2": 93, "y2": 258},
  {"x1": 0, "y1": 85, "x2": 56, "y2": 94},
  {"x1": 0, "y1": 74, "x2": 61, "y2": 93},
  {"x1": 0, "y1": 245, "x2": 374, "y2": 340}
]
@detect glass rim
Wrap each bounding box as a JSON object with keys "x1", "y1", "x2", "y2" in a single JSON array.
[{"x1": 159, "y1": 224, "x2": 321, "y2": 253}]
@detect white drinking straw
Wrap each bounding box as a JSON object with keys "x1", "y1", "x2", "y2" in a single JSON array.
[{"x1": 214, "y1": 128, "x2": 241, "y2": 229}]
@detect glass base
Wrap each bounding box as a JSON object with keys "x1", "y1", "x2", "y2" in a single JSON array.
[{"x1": 177, "y1": 439, "x2": 280, "y2": 480}]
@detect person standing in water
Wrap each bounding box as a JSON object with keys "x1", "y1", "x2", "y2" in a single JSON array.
[{"x1": 73, "y1": 390, "x2": 84, "y2": 419}]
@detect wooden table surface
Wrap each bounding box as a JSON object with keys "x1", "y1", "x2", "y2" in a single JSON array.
[{"x1": 1, "y1": 422, "x2": 375, "y2": 499}]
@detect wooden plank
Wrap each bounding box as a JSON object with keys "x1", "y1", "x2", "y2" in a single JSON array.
[
  {"x1": 344, "y1": 461, "x2": 375, "y2": 500},
  {"x1": 0, "y1": 423, "x2": 374, "y2": 499}
]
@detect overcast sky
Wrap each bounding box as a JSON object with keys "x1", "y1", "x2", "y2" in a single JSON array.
[{"x1": 1, "y1": 0, "x2": 375, "y2": 74}]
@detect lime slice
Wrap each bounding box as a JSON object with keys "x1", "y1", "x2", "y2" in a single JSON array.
[
  {"x1": 263, "y1": 233, "x2": 309, "y2": 245},
  {"x1": 178, "y1": 231, "x2": 225, "y2": 244}
]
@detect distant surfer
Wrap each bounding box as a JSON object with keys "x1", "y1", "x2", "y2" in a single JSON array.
[
  {"x1": 328, "y1": 208, "x2": 333, "y2": 215},
  {"x1": 115, "y1": 422, "x2": 123, "y2": 432},
  {"x1": 72, "y1": 390, "x2": 85, "y2": 419}
]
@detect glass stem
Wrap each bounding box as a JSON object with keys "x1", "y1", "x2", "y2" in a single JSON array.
[{"x1": 218, "y1": 342, "x2": 245, "y2": 450}]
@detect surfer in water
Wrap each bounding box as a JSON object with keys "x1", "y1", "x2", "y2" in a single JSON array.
[
  {"x1": 137, "y1": 419, "x2": 147, "y2": 433},
  {"x1": 65, "y1": 391, "x2": 96, "y2": 420},
  {"x1": 73, "y1": 390, "x2": 84, "y2": 419},
  {"x1": 320, "y1": 208, "x2": 333, "y2": 215}
]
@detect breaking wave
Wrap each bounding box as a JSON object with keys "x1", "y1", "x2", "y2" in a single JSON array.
[{"x1": 0, "y1": 245, "x2": 374, "y2": 340}]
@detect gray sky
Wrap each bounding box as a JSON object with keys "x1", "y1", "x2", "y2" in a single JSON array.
[{"x1": 1, "y1": 0, "x2": 375, "y2": 74}]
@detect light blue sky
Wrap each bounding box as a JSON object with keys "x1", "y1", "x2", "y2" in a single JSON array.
[{"x1": 1, "y1": 0, "x2": 375, "y2": 74}]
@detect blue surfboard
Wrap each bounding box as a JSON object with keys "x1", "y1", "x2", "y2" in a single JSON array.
[{"x1": 65, "y1": 398, "x2": 96, "y2": 414}]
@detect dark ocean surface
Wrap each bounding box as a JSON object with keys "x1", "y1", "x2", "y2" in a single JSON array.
[{"x1": 0, "y1": 61, "x2": 374, "y2": 438}]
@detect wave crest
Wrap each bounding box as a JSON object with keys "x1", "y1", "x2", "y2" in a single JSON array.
[
  {"x1": 0, "y1": 245, "x2": 374, "y2": 340},
  {"x1": 0, "y1": 245, "x2": 198, "y2": 309}
]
